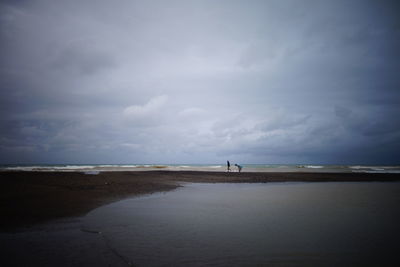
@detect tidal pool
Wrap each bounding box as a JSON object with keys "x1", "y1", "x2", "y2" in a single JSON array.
[{"x1": 83, "y1": 182, "x2": 400, "y2": 266}]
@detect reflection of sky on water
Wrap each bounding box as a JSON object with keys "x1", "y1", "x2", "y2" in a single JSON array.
[{"x1": 84, "y1": 182, "x2": 400, "y2": 266}]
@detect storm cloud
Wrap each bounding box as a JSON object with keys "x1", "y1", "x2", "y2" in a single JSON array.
[{"x1": 1, "y1": 0, "x2": 399, "y2": 164}]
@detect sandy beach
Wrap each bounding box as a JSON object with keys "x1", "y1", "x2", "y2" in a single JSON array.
[{"x1": 1, "y1": 170, "x2": 399, "y2": 231}]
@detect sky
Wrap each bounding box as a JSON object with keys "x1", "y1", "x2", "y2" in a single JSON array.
[{"x1": 0, "y1": 0, "x2": 399, "y2": 165}]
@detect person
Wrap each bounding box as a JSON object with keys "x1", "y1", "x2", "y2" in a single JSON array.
[
  {"x1": 227, "y1": 160, "x2": 231, "y2": 172},
  {"x1": 235, "y1": 164, "x2": 243, "y2": 172}
]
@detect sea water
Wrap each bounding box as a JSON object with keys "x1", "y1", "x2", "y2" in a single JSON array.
[
  {"x1": 2, "y1": 163, "x2": 400, "y2": 173},
  {"x1": 82, "y1": 182, "x2": 400, "y2": 266}
]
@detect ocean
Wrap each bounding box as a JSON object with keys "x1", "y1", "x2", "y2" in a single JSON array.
[{"x1": 1, "y1": 164, "x2": 400, "y2": 173}]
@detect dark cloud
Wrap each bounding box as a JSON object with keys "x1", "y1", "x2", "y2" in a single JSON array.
[
  {"x1": 0, "y1": 0, "x2": 399, "y2": 164},
  {"x1": 51, "y1": 43, "x2": 116, "y2": 75},
  {"x1": 335, "y1": 105, "x2": 400, "y2": 137}
]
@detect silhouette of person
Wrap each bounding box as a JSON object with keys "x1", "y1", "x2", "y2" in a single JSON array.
[
  {"x1": 235, "y1": 164, "x2": 243, "y2": 172},
  {"x1": 227, "y1": 160, "x2": 231, "y2": 172}
]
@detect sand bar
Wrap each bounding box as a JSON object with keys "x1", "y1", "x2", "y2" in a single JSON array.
[{"x1": 1, "y1": 170, "x2": 399, "y2": 231}]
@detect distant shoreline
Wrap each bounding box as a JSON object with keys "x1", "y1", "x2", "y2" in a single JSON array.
[
  {"x1": 1, "y1": 170, "x2": 399, "y2": 231},
  {"x1": 2, "y1": 164, "x2": 400, "y2": 173}
]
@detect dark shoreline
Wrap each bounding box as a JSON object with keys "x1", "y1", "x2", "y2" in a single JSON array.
[{"x1": 1, "y1": 170, "x2": 399, "y2": 231}]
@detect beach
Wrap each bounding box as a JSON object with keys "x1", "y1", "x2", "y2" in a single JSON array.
[
  {"x1": 1, "y1": 170, "x2": 399, "y2": 231},
  {"x1": 2, "y1": 170, "x2": 400, "y2": 266}
]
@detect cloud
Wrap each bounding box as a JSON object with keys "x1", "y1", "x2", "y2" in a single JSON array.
[
  {"x1": 51, "y1": 42, "x2": 116, "y2": 75},
  {"x1": 178, "y1": 107, "x2": 206, "y2": 118},
  {"x1": 335, "y1": 105, "x2": 400, "y2": 137},
  {"x1": 0, "y1": 0, "x2": 399, "y2": 164},
  {"x1": 124, "y1": 95, "x2": 168, "y2": 117},
  {"x1": 238, "y1": 41, "x2": 280, "y2": 69},
  {"x1": 123, "y1": 95, "x2": 169, "y2": 126}
]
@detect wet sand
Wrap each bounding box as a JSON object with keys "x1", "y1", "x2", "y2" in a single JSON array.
[{"x1": 1, "y1": 171, "x2": 399, "y2": 231}]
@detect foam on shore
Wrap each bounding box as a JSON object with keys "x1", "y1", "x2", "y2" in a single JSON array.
[{"x1": 2, "y1": 164, "x2": 400, "y2": 173}]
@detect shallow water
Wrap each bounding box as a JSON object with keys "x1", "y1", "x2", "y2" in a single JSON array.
[
  {"x1": 83, "y1": 182, "x2": 400, "y2": 266},
  {"x1": 0, "y1": 218, "x2": 127, "y2": 267}
]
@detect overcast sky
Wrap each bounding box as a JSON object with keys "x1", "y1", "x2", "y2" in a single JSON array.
[{"x1": 0, "y1": 0, "x2": 399, "y2": 164}]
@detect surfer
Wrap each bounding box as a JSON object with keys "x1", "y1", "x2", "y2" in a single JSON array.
[{"x1": 227, "y1": 160, "x2": 231, "y2": 172}]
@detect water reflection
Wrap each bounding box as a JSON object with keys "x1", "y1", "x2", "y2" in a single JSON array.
[{"x1": 83, "y1": 182, "x2": 400, "y2": 266}]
